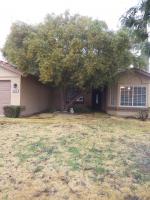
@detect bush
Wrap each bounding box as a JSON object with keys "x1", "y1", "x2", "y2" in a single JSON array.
[
  {"x1": 48, "y1": 107, "x2": 56, "y2": 113},
  {"x1": 3, "y1": 106, "x2": 21, "y2": 118},
  {"x1": 137, "y1": 108, "x2": 149, "y2": 121},
  {"x1": 72, "y1": 105, "x2": 92, "y2": 113}
]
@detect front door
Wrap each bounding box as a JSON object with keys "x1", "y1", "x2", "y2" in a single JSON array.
[{"x1": 92, "y1": 89, "x2": 101, "y2": 110}]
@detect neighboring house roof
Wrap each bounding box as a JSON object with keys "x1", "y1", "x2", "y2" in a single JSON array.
[{"x1": 0, "y1": 60, "x2": 23, "y2": 76}]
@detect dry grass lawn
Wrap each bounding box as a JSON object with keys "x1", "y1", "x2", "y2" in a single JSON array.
[{"x1": 0, "y1": 113, "x2": 149, "y2": 200}]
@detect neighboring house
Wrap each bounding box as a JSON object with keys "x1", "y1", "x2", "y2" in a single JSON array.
[
  {"x1": 0, "y1": 60, "x2": 150, "y2": 117},
  {"x1": 0, "y1": 61, "x2": 51, "y2": 116}
]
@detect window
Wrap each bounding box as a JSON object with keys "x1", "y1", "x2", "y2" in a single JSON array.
[
  {"x1": 120, "y1": 86, "x2": 146, "y2": 107},
  {"x1": 75, "y1": 96, "x2": 84, "y2": 103},
  {"x1": 120, "y1": 86, "x2": 133, "y2": 106}
]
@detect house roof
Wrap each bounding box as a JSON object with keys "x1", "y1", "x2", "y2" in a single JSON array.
[
  {"x1": 134, "y1": 68, "x2": 150, "y2": 78},
  {"x1": 118, "y1": 68, "x2": 150, "y2": 79},
  {"x1": 0, "y1": 60, "x2": 23, "y2": 76},
  {"x1": 1, "y1": 60, "x2": 150, "y2": 80}
]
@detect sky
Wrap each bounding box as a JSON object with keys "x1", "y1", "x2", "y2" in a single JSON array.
[{"x1": 0, "y1": 0, "x2": 139, "y2": 60}]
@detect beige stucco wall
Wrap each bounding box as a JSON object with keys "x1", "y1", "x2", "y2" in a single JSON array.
[
  {"x1": 20, "y1": 76, "x2": 51, "y2": 116},
  {"x1": 107, "y1": 71, "x2": 150, "y2": 117},
  {"x1": 0, "y1": 66, "x2": 21, "y2": 106},
  {"x1": 107, "y1": 83, "x2": 118, "y2": 107}
]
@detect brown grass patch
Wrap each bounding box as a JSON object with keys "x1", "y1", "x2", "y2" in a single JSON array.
[{"x1": 0, "y1": 113, "x2": 149, "y2": 200}]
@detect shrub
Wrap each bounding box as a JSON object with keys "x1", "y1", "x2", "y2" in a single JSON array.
[
  {"x1": 3, "y1": 106, "x2": 21, "y2": 118},
  {"x1": 72, "y1": 105, "x2": 92, "y2": 113},
  {"x1": 137, "y1": 108, "x2": 149, "y2": 121},
  {"x1": 48, "y1": 107, "x2": 56, "y2": 113}
]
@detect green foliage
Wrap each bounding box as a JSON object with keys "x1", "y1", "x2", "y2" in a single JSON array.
[
  {"x1": 121, "y1": 0, "x2": 150, "y2": 41},
  {"x1": 68, "y1": 146, "x2": 80, "y2": 155},
  {"x1": 137, "y1": 108, "x2": 149, "y2": 121},
  {"x1": 3, "y1": 105, "x2": 21, "y2": 118},
  {"x1": 2, "y1": 22, "x2": 38, "y2": 75},
  {"x1": 121, "y1": 0, "x2": 150, "y2": 67},
  {"x1": 16, "y1": 152, "x2": 32, "y2": 163},
  {"x1": 67, "y1": 159, "x2": 80, "y2": 170},
  {"x1": 2, "y1": 12, "x2": 138, "y2": 89}
]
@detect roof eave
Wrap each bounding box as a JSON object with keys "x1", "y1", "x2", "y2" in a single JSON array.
[
  {"x1": 0, "y1": 61, "x2": 23, "y2": 76},
  {"x1": 134, "y1": 68, "x2": 150, "y2": 78}
]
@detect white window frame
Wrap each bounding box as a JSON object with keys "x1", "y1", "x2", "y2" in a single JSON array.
[{"x1": 119, "y1": 85, "x2": 147, "y2": 108}]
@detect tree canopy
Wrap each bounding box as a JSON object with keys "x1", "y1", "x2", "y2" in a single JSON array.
[
  {"x1": 121, "y1": 0, "x2": 150, "y2": 61},
  {"x1": 121, "y1": 0, "x2": 150, "y2": 41},
  {"x1": 2, "y1": 12, "x2": 139, "y2": 89}
]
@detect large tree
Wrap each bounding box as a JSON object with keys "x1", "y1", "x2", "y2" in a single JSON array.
[{"x1": 2, "y1": 12, "x2": 138, "y2": 90}]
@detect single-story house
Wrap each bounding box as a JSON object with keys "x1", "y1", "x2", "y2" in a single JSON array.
[
  {"x1": 106, "y1": 69, "x2": 150, "y2": 117},
  {"x1": 0, "y1": 61, "x2": 51, "y2": 116},
  {"x1": 0, "y1": 60, "x2": 150, "y2": 117}
]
